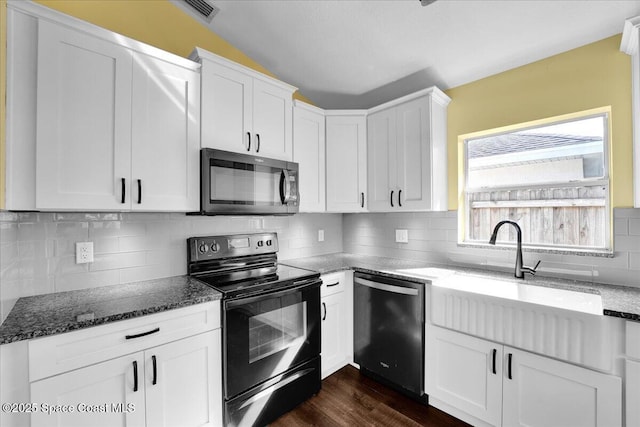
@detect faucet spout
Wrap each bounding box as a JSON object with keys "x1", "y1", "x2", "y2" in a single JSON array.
[{"x1": 488, "y1": 220, "x2": 540, "y2": 279}]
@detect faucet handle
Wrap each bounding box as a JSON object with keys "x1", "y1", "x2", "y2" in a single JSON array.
[{"x1": 527, "y1": 260, "x2": 542, "y2": 275}]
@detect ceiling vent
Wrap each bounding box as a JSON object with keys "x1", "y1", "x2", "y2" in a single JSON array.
[{"x1": 178, "y1": 0, "x2": 220, "y2": 23}]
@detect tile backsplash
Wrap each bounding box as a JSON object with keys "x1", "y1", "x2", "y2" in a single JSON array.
[
  {"x1": 343, "y1": 208, "x2": 640, "y2": 289},
  {"x1": 1, "y1": 208, "x2": 639, "y2": 323},
  {"x1": 0, "y1": 212, "x2": 342, "y2": 322}
]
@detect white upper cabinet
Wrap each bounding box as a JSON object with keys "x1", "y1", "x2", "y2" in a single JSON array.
[
  {"x1": 621, "y1": 16, "x2": 640, "y2": 208},
  {"x1": 192, "y1": 48, "x2": 296, "y2": 161},
  {"x1": 6, "y1": 2, "x2": 201, "y2": 212},
  {"x1": 35, "y1": 19, "x2": 133, "y2": 210},
  {"x1": 130, "y1": 53, "x2": 200, "y2": 211},
  {"x1": 293, "y1": 101, "x2": 326, "y2": 212},
  {"x1": 367, "y1": 87, "x2": 450, "y2": 212},
  {"x1": 325, "y1": 111, "x2": 368, "y2": 212}
]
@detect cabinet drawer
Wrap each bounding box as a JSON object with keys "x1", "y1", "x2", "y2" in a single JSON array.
[
  {"x1": 321, "y1": 272, "x2": 346, "y2": 297},
  {"x1": 29, "y1": 302, "x2": 220, "y2": 382},
  {"x1": 627, "y1": 321, "x2": 640, "y2": 360}
]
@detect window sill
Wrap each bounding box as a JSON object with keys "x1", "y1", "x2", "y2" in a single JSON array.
[{"x1": 458, "y1": 241, "x2": 614, "y2": 258}]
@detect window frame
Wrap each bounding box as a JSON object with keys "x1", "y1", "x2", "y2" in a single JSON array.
[{"x1": 458, "y1": 108, "x2": 612, "y2": 255}]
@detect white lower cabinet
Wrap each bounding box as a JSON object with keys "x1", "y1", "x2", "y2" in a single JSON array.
[
  {"x1": 31, "y1": 352, "x2": 146, "y2": 427},
  {"x1": 28, "y1": 303, "x2": 223, "y2": 427},
  {"x1": 320, "y1": 271, "x2": 353, "y2": 378},
  {"x1": 626, "y1": 321, "x2": 640, "y2": 427},
  {"x1": 426, "y1": 325, "x2": 622, "y2": 427}
]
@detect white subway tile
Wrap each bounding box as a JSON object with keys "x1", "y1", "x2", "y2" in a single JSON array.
[
  {"x1": 614, "y1": 219, "x2": 629, "y2": 236},
  {"x1": 90, "y1": 252, "x2": 147, "y2": 272},
  {"x1": 629, "y1": 253, "x2": 640, "y2": 271},
  {"x1": 54, "y1": 271, "x2": 120, "y2": 292},
  {"x1": 630, "y1": 219, "x2": 640, "y2": 236},
  {"x1": 119, "y1": 264, "x2": 172, "y2": 284},
  {"x1": 614, "y1": 208, "x2": 640, "y2": 218},
  {"x1": 615, "y1": 235, "x2": 640, "y2": 252}
]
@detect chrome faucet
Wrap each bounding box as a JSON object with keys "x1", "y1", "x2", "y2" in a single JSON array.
[{"x1": 489, "y1": 220, "x2": 541, "y2": 279}]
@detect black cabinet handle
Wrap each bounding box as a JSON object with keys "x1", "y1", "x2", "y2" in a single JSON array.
[
  {"x1": 256, "y1": 134, "x2": 260, "y2": 153},
  {"x1": 322, "y1": 302, "x2": 327, "y2": 321},
  {"x1": 492, "y1": 349, "x2": 497, "y2": 374},
  {"x1": 133, "y1": 361, "x2": 138, "y2": 392},
  {"x1": 507, "y1": 353, "x2": 513, "y2": 379},
  {"x1": 152, "y1": 355, "x2": 157, "y2": 385},
  {"x1": 326, "y1": 282, "x2": 339, "y2": 288},
  {"x1": 390, "y1": 190, "x2": 394, "y2": 207},
  {"x1": 121, "y1": 178, "x2": 126, "y2": 204},
  {"x1": 137, "y1": 179, "x2": 142, "y2": 204},
  {"x1": 361, "y1": 192, "x2": 365, "y2": 208},
  {"x1": 247, "y1": 132, "x2": 251, "y2": 151},
  {"x1": 398, "y1": 189, "x2": 402, "y2": 207},
  {"x1": 125, "y1": 327, "x2": 160, "y2": 340}
]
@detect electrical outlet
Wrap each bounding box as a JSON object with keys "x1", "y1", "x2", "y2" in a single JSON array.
[
  {"x1": 395, "y1": 229, "x2": 409, "y2": 243},
  {"x1": 318, "y1": 229, "x2": 325, "y2": 242},
  {"x1": 76, "y1": 242, "x2": 94, "y2": 264}
]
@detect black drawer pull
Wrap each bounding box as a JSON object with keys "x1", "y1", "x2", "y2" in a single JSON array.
[
  {"x1": 256, "y1": 134, "x2": 260, "y2": 152},
  {"x1": 121, "y1": 178, "x2": 126, "y2": 204},
  {"x1": 133, "y1": 361, "x2": 138, "y2": 392},
  {"x1": 322, "y1": 302, "x2": 327, "y2": 321},
  {"x1": 326, "y1": 282, "x2": 340, "y2": 288},
  {"x1": 152, "y1": 355, "x2": 157, "y2": 385},
  {"x1": 137, "y1": 179, "x2": 142, "y2": 204},
  {"x1": 492, "y1": 349, "x2": 497, "y2": 374},
  {"x1": 361, "y1": 192, "x2": 365, "y2": 208},
  {"x1": 247, "y1": 132, "x2": 251, "y2": 151},
  {"x1": 390, "y1": 190, "x2": 394, "y2": 207},
  {"x1": 507, "y1": 353, "x2": 513, "y2": 379},
  {"x1": 125, "y1": 327, "x2": 160, "y2": 340},
  {"x1": 398, "y1": 189, "x2": 402, "y2": 207}
]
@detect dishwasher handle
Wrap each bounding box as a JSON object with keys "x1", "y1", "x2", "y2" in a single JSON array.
[{"x1": 354, "y1": 277, "x2": 419, "y2": 296}]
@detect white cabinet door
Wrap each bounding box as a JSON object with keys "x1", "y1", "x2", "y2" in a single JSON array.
[
  {"x1": 321, "y1": 292, "x2": 347, "y2": 379},
  {"x1": 35, "y1": 19, "x2": 133, "y2": 210},
  {"x1": 145, "y1": 331, "x2": 222, "y2": 427},
  {"x1": 395, "y1": 97, "x2": 431, "y2": 211},
  {"x1": 366, "y1": 108, "x2": 396, "y2": 212},
  {"x1": 326, "y1": 113, "x2": 368, "y2": 212},
  {"x1": 200, "y1": 60, "x2": 253, "y2": 154},
  {"x1": 31, "y1": 353, "x2": 146, "y2": 427},
  {"x1": 131, "y1": 53, "x2": 200, "y2": 211},
  {"x1": 425, "y1": 325, "x2": 503, "y2": 426},
  {"x1": 293, "y1": 102, "x2": 325, "y2": 212},
  {"x1": 502, "y1": 346, "x2": 622, "y2": 427},
  {"x1": 252, "y1": 79, "x2": 293, "y2": 161}
]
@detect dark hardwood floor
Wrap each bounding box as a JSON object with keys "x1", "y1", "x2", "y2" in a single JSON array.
[{"x1": 270, "y1": 366, "x2": 471, "y2": 427}]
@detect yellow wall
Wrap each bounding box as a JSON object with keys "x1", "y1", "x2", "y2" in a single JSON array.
[{"x1": 445, "y1": 34, "x2": 633, "y2": 209}]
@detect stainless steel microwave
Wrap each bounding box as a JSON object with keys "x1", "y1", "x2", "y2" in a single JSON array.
[{"x1": 197, "y1": 149, "x2": 299, "y2": 215}]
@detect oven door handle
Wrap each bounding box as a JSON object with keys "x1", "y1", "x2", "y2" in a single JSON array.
[
  {"x1": 225, "y1": 279, "x2": 321, "y2": 309},
  {"x1": 354, "y1": 277, "x2": 419, "y2": 296}
]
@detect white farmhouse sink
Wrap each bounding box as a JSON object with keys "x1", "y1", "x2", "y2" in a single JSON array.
[
  {"x1": 434, "y1": 273, "x2": 603, "y2": 315},
  {"x1": 403, "y1": 270, "x2": 613, "y2": 371}
]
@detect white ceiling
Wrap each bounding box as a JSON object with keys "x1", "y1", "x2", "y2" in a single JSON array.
[{"x1": 187, "y1": 0, "x2": 640, "y2": 109}]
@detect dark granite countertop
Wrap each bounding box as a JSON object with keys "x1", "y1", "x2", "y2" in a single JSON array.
[
  {"x1": 282, "y1": 253, "x2": 640, "y2": 322},
  {"x1": 0, "y1": 276, "x2": 221, "y2": 345}
]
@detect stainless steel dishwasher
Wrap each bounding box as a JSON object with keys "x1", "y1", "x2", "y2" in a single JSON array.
[{"x1": 353, "y1": 272, "x2": 426, "y2": 402}]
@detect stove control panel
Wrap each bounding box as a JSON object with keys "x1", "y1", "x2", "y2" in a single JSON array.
[{"x1": 188, "y1": 233, "x2": 279, "y2": 263}]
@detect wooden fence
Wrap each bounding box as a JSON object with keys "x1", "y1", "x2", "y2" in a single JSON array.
[{"x1": 467, "y1": 187, "x2": 606, "y2": 248}]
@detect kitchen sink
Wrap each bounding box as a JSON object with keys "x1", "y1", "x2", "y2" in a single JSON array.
[{"x1": 399, "y1": 270, "x2": 614, "y2": 371}]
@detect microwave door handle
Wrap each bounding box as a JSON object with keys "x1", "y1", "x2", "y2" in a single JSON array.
[{"x1": 280, "y1": 169, "x2": 292, "y2": 204}]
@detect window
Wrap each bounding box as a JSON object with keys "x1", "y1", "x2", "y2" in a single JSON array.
[{"x1": 460, "y1": 109, "x2": 611, "y2": 253}]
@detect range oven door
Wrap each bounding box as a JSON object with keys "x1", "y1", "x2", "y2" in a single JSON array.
[
  {"x1": 223, "y1": 279, "x2": 321, "y2": 399},
  {"x1": 200, "y1": 148, "x2": 299, "y2": 215}
]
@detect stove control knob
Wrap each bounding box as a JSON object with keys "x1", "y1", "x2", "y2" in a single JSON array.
[
  {"x1": 210, "y1": 242, "x2": 220, "y2": 253},
  {"x1": 266, "y1": 240, "x2": 272, "y2": 246},
  {"x1": 257, "y1": 241, "x2": 264, "y2": 248},
  {"x1": 198, "y1": 243, "x2": 209, "y2": 254}
]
